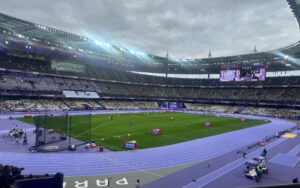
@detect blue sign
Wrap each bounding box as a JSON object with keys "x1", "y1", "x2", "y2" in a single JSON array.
[{"x1": 125, "y1": 143, "x2": 135, "y2": 149}]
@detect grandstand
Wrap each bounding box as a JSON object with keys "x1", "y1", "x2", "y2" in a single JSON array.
[
  {"x1": 0, "y1": 0, "x2": 300, "y2": 188},
  {"x1": 0, "y1": 10, "x2": 300, "y2": 112}
]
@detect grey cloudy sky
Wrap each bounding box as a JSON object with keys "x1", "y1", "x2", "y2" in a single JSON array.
[{"x1": 0, "y1": 0, "x2": 299, "y2": 58}]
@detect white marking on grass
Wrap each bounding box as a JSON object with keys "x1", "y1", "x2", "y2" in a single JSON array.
[{"x1": 74, "y1": 120, "x2": 112, "y2": 138}]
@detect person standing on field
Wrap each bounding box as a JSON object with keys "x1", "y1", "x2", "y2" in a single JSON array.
[{"x1": 130, "y1": 120, "x2": 134, "y2": 127}]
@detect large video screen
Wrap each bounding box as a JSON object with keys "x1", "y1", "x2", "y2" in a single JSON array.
[
  {"x1": 220, "y1": 70, "x2": 240, "y2": 81},
  {"x1": 220, "y1": 68, "x2": 265, "y2": 82}
]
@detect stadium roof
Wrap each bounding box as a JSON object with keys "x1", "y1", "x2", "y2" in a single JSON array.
[
  {"x1": 1, "y1": 0, "x2": 300, "y2": 64},
  {"x1": 287, "y1": 0, "x2": 300, "y2": 29},
  {"x1": 0, "y1": 12, "x2": 86, "y2": 44}
]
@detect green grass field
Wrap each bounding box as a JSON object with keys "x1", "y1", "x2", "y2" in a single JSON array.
[{"x1": 18, "y1": 112, "x2": 267, "y2": 151}]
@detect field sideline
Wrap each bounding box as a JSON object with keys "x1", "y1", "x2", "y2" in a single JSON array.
[{"x1": 18, "y1": 112, "x2": 267, "y2": 151}]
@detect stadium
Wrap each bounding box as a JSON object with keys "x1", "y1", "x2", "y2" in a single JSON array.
[{"x1": 0, "y1": 0, "x2": 300, "y2": 188}]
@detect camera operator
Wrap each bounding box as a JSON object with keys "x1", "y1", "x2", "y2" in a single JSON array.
[
  {"x1": 11, "y1": 166, "x2": 24, "y2": 181},
  {"x1": 1, "y1": 165, "x2": 13, "y2": 188},
  {"x1": 0, "y1": 165, "x2": 24, "y2": 188}
]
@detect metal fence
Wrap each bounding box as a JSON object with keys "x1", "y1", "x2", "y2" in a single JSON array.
[{"x1": 33, "y1": 113, "x2": 92, "y2": 152}]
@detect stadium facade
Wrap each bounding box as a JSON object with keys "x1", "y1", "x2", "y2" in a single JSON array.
[{"x1": 0, "y1": 0, "x2": 299, "y2": 117}]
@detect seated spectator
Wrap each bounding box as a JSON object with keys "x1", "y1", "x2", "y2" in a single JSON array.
[
  {"x1": 0, "y1": 164, "x2": 3, "y2": 187},
  {"x1": 245, "y1": 167, "x2": 257, "y2": 179},
  {"x1": 258, "y1": 162, "x2": 268, "y2": 174},
  {"x1": 255, "y1": 166, "x2": 263, "y2": 178},
  {"x1": 1, "y1": 165, "x2": 26, "y2": 188},
  {"x1": 11, "y1": 167, "x2": 24, "y2": 181},
  {"x1": 243, "y1": 166, "x2": 250, "y2": 175},
  {"x1": 245, "y1": 167, "x2": 261, "y2": 182},
  {"x1": 0, "y1": 164, "x2": 3, "y2": 175},
  {"x1": 2, "y1": 165, "x2": 13, "y2": 188}
]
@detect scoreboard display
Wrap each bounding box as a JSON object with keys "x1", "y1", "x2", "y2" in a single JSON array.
[{"x1": 220, "y1": 68, "x2": 265, "y2": 82}]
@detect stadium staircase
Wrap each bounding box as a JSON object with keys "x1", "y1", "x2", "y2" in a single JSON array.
[
  {"x1": 63, "y1": 101, "x2": 71, "y2": 109},
  {"x1": 95, "y1": 101, "x2": 105, "y2": 109},
  {"x1": 234, "y1": 107, "x2": 245, "y2": 114},
  {"x1": 28, "y1": 80, "x2": 35, "y2": 89}
]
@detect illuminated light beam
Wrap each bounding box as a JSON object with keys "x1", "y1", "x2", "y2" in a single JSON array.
[
  {"x1": 287, "y1": 56, "x2": 300, "y2": 64},
  {"x1": 94, "y1": 40, "x2": 112, "y2": 48},
  {"x1": 94, "y1": 40, "x2": 102, "y2": 45},
  {"x1": 273, "y1": 51, "x2": 300, "y2": 65},
  {"x1": 136, "y1": 51, "x2": 146, "y2": 56}
]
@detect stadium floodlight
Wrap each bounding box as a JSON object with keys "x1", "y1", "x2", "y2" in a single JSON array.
[
  {"x1": 95, "y1": 40, "x2": 111, "y2": 48},
  {"x1": 5, "y1": 41, "x2": 8, "y2": 44},
  {"x1": 130, "y1": 50, "x2": 135, "y2": 54},
  {"x1": 284, "y1": 55, "x2": 289, "y2": 59},
  {"x1": 136, "y1": 51, "x2": 146, "y2": 56},
  {"x1": 120, "y1": 47, "x2": 125, "y2": 51},
  {"x1": 95, "y1": 40, "x2": 102, "y2": 45}
]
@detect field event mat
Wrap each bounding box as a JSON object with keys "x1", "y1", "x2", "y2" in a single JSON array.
[{"x1": 282, "y1": 133, "x2": 297, "y2": 138}]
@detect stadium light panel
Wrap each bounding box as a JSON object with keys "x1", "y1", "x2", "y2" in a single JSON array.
[
  {"x1": 95, "y1": 40, "x2": 102, "y2": 45},
  {"x1": 136, "y1": 51, "x2": 146, "y2": 56},
  {"x1": 284, "y1": 55, "x2": 289, "y2": 59},
  {"x1": 95, "y1": 40, "x2": 111, "y2": 48}
]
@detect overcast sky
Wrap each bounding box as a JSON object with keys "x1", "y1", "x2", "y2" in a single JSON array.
[{"x1": 0, "y1": 0, "x2": 299, "y2": 58}]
